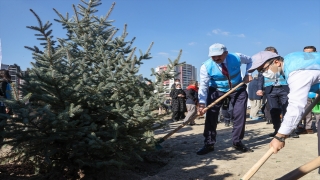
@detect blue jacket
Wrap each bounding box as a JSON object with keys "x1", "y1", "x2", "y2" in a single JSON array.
[
  {"x1": 263, "y1": 75, "x2": 287, "y2": 87},
  {"x1": 203, "y1": 53, "x2": 242, "y2": 92},
  {"x1": 284, "y1": 52, "x2": 320, "y2": 92}
]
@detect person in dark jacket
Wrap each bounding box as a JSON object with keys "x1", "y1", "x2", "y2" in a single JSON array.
[
  {"x1": 170, "y1": 79, "x2": 185, "y2": 120},
  {"x1": 0, "y1": 70, "x2": 11, "y2": 143},
  {"x1": 171, "y1": 83, "x2": 187, "y2": 121},
  {"x1": 170, "y1": 79, "x2": 181, "y2": 97},
  {"x1": 0, "y1": 70, "x2": 11, "y2": 114},
  {"x1": 248, "y1": 75, "x2": 263, "y2": 120},
  {"x1": 183, "y1": 80, "x2": 198, "y2": 125}
]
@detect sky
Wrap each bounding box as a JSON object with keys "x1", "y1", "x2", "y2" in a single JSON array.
[{"x1": 0, "y1": 0, "x2": 320, "y2": 80}]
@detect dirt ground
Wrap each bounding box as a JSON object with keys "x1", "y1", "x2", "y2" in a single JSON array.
[
  {"x1": 143, "y1": 113, "x2": 319, "y2": 180},
  {"x1": 0, "y1": 112, "x2": 319, "y2": 180}
]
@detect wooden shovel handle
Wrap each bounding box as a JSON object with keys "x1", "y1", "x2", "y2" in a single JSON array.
[
  {"x1": 240, "y1": 148, "x2": 274, "y2": 180},
  {"x1": 161, "y1": 82, "x2": 245, "y2": 141},
  {"x1": 277, "y1": 156, "x2": 320, "y2": 180},
  {"x1": 241, "y1": 92, "x2": 320, "y2": 180},
  {"x1": 203, "y1": 82, "x2": 245, "y2": 113}
]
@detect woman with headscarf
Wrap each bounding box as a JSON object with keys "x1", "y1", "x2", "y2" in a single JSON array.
[{"x1": 171, "y1": 83, "x2": 187, "y2": 121}]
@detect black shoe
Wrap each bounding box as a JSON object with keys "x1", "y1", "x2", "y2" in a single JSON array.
[
  {"x1": 196, "y1": 145, "x2": 214, "y2": 155},
  {"x1": 268, "y1": 132, "x2": 277, "y2": 137},
  {"x1": 289, "y1": 132, "x2": 299, "y2": 138},
  {"x1": 266, "y1": 119, "x2": 272, "y2": 124},
  {"x1": 225, "y1": 120, "x2": 230, "y2": 127},
  {"x1": 233, "y1": 142, "x2": 253, "y2": 152},
  {"x1": 189, "y1": 123, "x2": 196, "y2": 126},
  {"x1": 313, "y1": 128, "x2": 317, "y2": 133}
]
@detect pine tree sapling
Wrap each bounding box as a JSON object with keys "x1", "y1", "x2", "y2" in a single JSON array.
[{"x1": 0, "y1": 0, "x2": 184, "y2": 178}]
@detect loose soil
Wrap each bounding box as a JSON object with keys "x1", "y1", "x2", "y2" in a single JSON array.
[
  {"x1": 142, "y1": 113, "x2": 319, "y2": 180},
  {"x1": 0, "y1": 112, "x2": 319, "y2": 180}
]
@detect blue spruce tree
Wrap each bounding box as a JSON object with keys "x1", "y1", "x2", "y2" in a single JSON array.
[{"x1": 0, "y1": 0, "x2": 184, "y2": 179}]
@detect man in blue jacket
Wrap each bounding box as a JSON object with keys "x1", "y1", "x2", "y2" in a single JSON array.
[
  {"x1": 300, "y1": 46, "x2": 317, "y2": 134},
  {"x1": 247, "y1": 51, "x2": 320, "y2": 156},
  {"x1": 197, "y1": 43, "x2": 253, "y2": 155}
]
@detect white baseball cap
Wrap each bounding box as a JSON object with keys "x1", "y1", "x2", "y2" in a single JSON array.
[{"x1": 208, "y1": 43, "x2": 227, "y2": 57}]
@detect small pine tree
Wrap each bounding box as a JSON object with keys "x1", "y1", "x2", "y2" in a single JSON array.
[{"x1": 0, "y1": 0, "x2": 184, "y2": 179}]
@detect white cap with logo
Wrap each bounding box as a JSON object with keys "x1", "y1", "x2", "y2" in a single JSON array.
[{"x1": 208, "y1": 43, "x2": 227, "y2": 57}]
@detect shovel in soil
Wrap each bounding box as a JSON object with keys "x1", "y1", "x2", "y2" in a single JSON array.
[
  {"x1": 155, "y1": 82, "x2": 246, "y2": 150},
  {"x1": 240, "y1": 94, "x2": 320, "y2": 180},
  {"x1": 276, "y1": 156, "x2": 320, "y2": 179},
  {"x1": 241, "y1": 142, "x2": 320, "y2": 180}
]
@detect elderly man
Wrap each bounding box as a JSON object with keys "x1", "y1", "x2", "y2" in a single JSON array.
[
  {"x1": 247, "y1": 51, "x2": 320, "y2": 155},
  {"x1": 196, "y1": 43, "x2": 253, "y2": 155}
]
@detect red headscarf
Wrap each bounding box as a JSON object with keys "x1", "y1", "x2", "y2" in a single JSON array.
[{"x1": 187, "y1": 85, "x2": 198, "y2": 92}]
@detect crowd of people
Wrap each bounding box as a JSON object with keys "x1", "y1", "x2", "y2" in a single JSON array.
[{"x1": 162, "y1": 43, "x2": 320, "y2": 173}]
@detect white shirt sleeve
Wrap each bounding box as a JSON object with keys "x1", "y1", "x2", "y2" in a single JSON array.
[
  {"x1": 278, "y1": 70, "x2": 320, "y2": 135},
  {"x1": 235, "y1": 53, "x2": 253, "y2": 75},
  {"x1": 198, "y1": 64, "x2": 210, "y2": 104}
]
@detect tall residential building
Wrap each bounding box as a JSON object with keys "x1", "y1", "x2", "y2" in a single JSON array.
[
  {"x1": 1, "y1": 63, "x2": 9, "y2": 70},
  {"x1": 154, "y1": 65, "x2": 172, "y2": 96},
  {"x1": 154, "y1": 63, "x2": 197, "y2": 96},
  {"x1": 175, "y1": 64, "x2": 197, "y2": 90},
  {"x1": 1, "y1": 63, "x2": 24, "y2": 99}
]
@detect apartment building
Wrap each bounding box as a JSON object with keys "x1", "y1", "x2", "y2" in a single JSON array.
[
  {"x1": 175, "y1": 64, "x2": 197, "y2": 90},
  {"x1": 1, "y1": 63, "x2": 24, "y2": 99},
  {"x1": 155, "y1": 63, "x2": 197, "y2": 96}
]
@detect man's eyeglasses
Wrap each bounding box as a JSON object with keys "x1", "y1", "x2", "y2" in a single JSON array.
[{"x1": 259, "y1": 60, "x2": 274, "y2": 73}]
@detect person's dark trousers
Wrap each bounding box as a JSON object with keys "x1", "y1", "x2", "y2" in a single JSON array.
[
  {"x1": 180, "y1": 112, "x2": 186, "y2": 120},
  {"x1": 173, "y1": 111, "x2": 185, "y2": 120},
  {"x1": 222, "y1": 101, "x2": 233, "y2": 126},
  {"x1": 266, "y1": 87, "x2": 288, "y2": 133},
  {"x1": 0, "y1": 106, "x2": 5, "y2": 114},
  {"x1": 221, "y1": 109, "x2": 230, "y2": 123},
  {"x1": 0, "y1": 106, "x2": 5, "y2": 143},
  {"x1": 172, "y1": 111, "x2": 184, "y2": 121},
  {"x1": 261, "y1": 103, "x2": 266, "y2": 118},
  {"x1": 203, "y1": 86, "x2": 247, "y2": 146}
]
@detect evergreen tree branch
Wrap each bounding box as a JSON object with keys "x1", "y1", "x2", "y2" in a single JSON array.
[
  {"x1": 29, "y1": 9, "x2": 43, "y2": 30},
  {"x1": 73, "y1": 4, "x2": 80, "y2": 24},
  {"x1": 104, "y1": 2, "x2": 115, "y2": 21},
  {"x1": 126, "y1": 47, "x2": 136, "y2": 61},
  {"x1": 104, "y1": 28, "x2": 118, "y2": 45}
]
